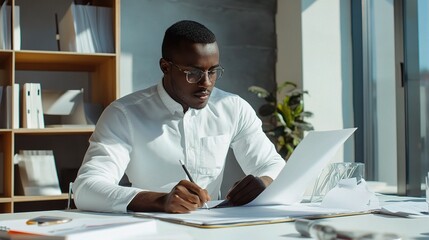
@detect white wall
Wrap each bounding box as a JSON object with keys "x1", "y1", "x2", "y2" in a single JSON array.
[{"x1": 277, "y1": 0, "x2": 355, "y2": 163}]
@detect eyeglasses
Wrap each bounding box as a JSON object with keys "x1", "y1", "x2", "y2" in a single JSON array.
[{"x1": 168, "y1": 61, "x2": 224, "y2": 84}]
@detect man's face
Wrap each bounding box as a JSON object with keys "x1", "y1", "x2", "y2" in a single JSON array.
[{"x1": 161, "y1": 42, "x2": 220, "y2": 112}]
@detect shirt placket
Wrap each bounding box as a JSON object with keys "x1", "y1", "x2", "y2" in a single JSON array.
[{"x1": 183, "y1": 110, "x2": 198, "y2": 179}]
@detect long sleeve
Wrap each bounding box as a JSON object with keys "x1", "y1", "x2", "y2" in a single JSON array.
[
  {"x1": 72, "y1": 84, "x2": 286, "y2": 213},
  {"x1": 72, "y1": 103, "x2": 141, "y2": 213},
  {"x1": 231, "y1": 98, "x2": 285, "y2": 179}
]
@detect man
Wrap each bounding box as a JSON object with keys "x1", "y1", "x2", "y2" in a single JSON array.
[{"x1": 73, "y1": 20, "x2": 285, "y2": 213}]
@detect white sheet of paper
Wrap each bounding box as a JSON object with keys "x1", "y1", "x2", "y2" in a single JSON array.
[
  {"x1": 135, "y1": 203, "x2": 354, "y2": 226},
  {"x1": 381, "y1": 201, "x2": 429, "y2": 217},
  {"x1": 135, "y1": 129, "x2": 362, "y2": 227},
  {"x1": 248, "y1": 128, "x2": 356, "y2": 206},
  {"x1": 321, "y1": 179, "x2": 380, "y2": 211},
  {"x1": 0, "y1": 217, "x2": 157, "y2": 239}
]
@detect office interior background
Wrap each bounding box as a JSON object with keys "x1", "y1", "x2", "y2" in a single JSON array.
[{"x1": 120, "y1": 0, "x2": 428, "y2": 198}]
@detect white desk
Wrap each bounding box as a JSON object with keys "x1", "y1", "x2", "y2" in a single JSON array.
[{"x1": 0, "y1": 197, "x2": 428, "y2": 239}]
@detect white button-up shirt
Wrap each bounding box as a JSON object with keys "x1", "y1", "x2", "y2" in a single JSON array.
[{"x1": 73, "y1": 82, "x2": 285, "y2": 213}]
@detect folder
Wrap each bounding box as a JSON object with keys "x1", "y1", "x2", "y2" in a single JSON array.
[
  {"x1": 22, "y1": 83, "x2": 44, "y2": 129},
  {"x1": 0, "y1": 84, "x2": 19, "y2": 128},
  {"x1": 31, "y1": 83, "x2": 44, "y2": 128},
  {"x1": 4, "y1": 85, "x2": 14, "y2": 128},
  {"x1": 0, "y1": 1, "x2": 10, "y2": 49},
  {"x1": 59, "y1": 3, "x2": 113, "y2": 53},
  {"x1": 16, "y1": 150, "x2": 61, "y2": 196},
  {"x1": 22, "y1": 83, "x2": 33, "y2": 128},
  {"x1": 12, "y1": 5, "x2": 20, "y2": 50},
  {"x1": 13, "y1": 83, "x2": 19, "y2": 129}
]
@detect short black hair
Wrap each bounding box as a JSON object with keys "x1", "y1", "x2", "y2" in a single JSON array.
[{"x1": 162, "y1": 20, "x2": 216, "y2": 60}]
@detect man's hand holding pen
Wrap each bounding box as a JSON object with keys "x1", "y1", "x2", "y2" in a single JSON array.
[
  {"x1": 127, "y1": 160, "x2": 211, "y2": 214},
  {"x1": 163, "y1": 180, "x2": 211, "y2": 213}
]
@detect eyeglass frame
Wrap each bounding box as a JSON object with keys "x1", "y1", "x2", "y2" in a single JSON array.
[{"x1": 168, "y1": 61, "x2": 224, "y2": 84}]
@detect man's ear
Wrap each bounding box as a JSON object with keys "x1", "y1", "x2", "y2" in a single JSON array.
[{"x1": 159, "y1": 58, "x2": 170, "y2": 74}]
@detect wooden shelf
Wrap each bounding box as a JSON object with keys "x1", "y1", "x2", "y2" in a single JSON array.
[
  {"x1": 0, "y1": 129, "x2": 13, "y2": 133},
  {"x1": 15, "y1": 51, "x2": 116, "y2": 71},
  {"x1": 0, "y1": 51, "x2": 12, "y2": 59},
  {"x1": 13, "y1": 127, "x2": 95, "y2": 135},
  {"x1": 0, "y1": 0, "x2": 120, "y2": 213},
  {"x1": 13, "y1": 194, "x2": 69, "y2": 202},
  {"x1": 0, "y1": 197, "x2": 12, "y2": 203}
]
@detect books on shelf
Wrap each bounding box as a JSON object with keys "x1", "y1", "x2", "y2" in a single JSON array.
[
  {"x1": 0, "y1": 84, "x2": 19, "y2": 129},
  {"x1": 0, "y1": 2, "x2": 19, "y2": 50},
  {"x1": 13, "y1": 5, "x2": 20, "y2": 50},
  {"x1": 22, "y1": 83, "x2": 44, "y2": 129},
  {"x1": 15, "y1": 150, "x2": 62, "y2": 196},
  {"x1": 59, "y1": 3, "x2": 114, "y2": 53},
  {"x1": 13, "y1": 83, "x2": 19, "y2": 129},
  {"x1": 0, "y1": 1, "x2": 10, "y2": 50}
]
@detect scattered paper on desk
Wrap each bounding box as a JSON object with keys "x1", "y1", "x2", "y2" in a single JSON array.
[
  {"x1": 135, "y1": 203, "x2": 357, "y2": 227},
  {"x1": 380, "y1": 201, "x2": 429, "y2": 218},
  {"x1": 0, "y1": 217, "x2": 157, "y2": 239},
  {"x1": 321, "y1": 178, "x2": 380, "y2": 211}
]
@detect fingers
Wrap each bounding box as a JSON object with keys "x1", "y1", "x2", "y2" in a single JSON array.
[
  {"x1": 164, "y1": 180, "x2": 210, "y2": 213},
  {"x1": 226, "y1": 175, "x2": 266, "y2": 206}
]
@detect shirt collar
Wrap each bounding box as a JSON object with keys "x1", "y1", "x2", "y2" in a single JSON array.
[{"x1": 157, "y1": 81, "x2": 185, "y2": 115}]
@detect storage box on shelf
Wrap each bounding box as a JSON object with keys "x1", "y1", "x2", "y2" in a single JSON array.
[{"x1": 0, "y1": 0, "x2": 119, "y2": 213}]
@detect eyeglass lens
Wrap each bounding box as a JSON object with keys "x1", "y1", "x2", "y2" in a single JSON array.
[{"x1": 186, "y1": 68, "x2": 223, "y2": 83}]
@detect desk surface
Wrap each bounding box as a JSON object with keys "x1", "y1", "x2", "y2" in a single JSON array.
[{"x1": 0, "y1": 196, "x2": 428, "y2": 240}]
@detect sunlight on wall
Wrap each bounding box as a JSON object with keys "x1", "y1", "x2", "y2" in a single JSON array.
[{"x1": 301, "y1": 0, "x2": 354, "y2": 163}]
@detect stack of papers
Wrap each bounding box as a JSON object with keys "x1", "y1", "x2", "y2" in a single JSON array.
[{"x1": 136, "y1": 203, "x2": 368, "y2": 228}]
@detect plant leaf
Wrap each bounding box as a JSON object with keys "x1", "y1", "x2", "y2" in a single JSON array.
[
  {"x1": 300, "y1": 111, "x2": 314, "y2": 118},
  {"x1": 277, "y1": 81, "x2": 297, "y2": 94},
  {"x1": 294, "y1": 122, "x2": 314, "y2": 131},
  {"x1": 248, "y1": 86, "x2": 270, "y2": 98}
]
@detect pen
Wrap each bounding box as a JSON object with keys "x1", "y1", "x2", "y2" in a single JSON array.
[{"x1": 178, "y1": 159, "x2": 209, "y2": 210}]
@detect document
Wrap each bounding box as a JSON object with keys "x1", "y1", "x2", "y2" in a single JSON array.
[
  {"x1": 135, "y1": 129, "x2": 368, "y2": 228},
  {"x1": 135, "y1": 203, "x2": 367, "y2": 228},
  {"x1": 249, "y1": 128, "x2": 357, "y2": 206},
  {"x1": 379, "y1": 201, "x2": 429, "y2": 218}
]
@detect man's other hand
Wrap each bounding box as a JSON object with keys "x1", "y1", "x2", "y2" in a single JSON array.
[{"x1": 226, "y1": 175, "x2": 273, "y2": 206}]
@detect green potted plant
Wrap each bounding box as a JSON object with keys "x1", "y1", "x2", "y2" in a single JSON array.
[{"x1": 248, "y1": 81, "x2": 314, "y2": 160}]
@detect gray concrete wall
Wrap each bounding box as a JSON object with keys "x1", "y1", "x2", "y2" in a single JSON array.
[{"x1": 121, "y1": 0, "x2": 278, "y2": 197}]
